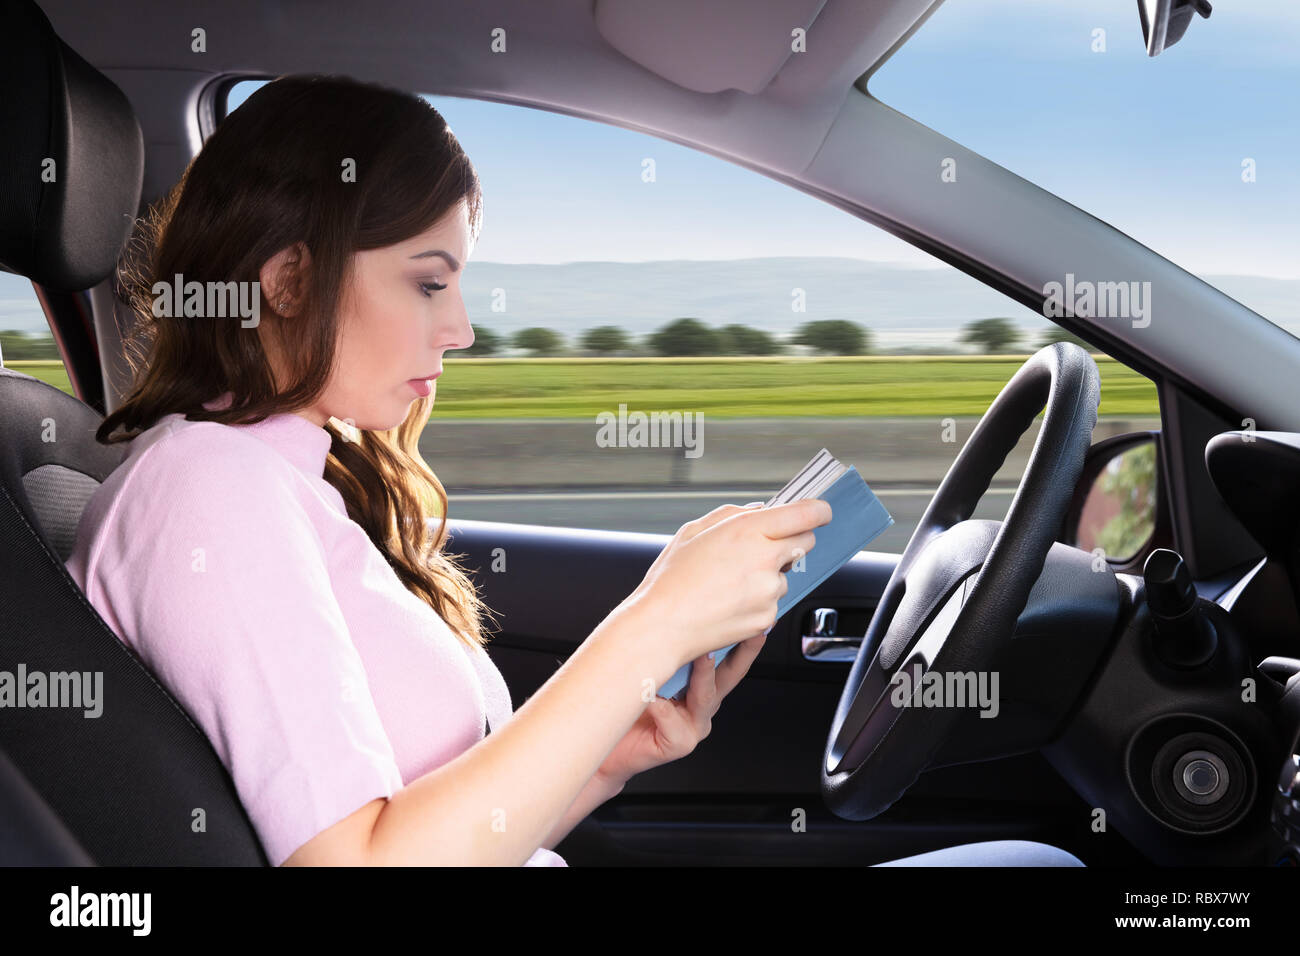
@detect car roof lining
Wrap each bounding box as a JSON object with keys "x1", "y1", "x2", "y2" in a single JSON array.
[
  {"x1": 35, "y1": 0, "x2": 935, "y2": 186},
  {"x1": 593, "y1": 0, "x2": 830, "y2": 95}
]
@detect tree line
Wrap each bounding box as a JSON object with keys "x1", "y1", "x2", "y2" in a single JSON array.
[
  {"x1": 463, "y1": 317, "x2": 1092, "y2": 356},
  {"x1": 0, "y1": 318, "x2": 1092, "y2": 364}
]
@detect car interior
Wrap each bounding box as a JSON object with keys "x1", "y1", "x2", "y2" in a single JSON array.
[{"x1": 2, "y1": 0, "x2": 1299, "y2": 868}]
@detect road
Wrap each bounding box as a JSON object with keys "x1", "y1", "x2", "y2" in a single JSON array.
[
  {"x1": 427, "y1": 416, "x2": 1157, "y2": 552},
  {"x1": 446, "y1": 484, "x2": 1021, "y2": 553}
]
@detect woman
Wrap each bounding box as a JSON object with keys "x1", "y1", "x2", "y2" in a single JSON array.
[
  {"x1": 67, "y1": 74, "x2": 1082, "y2": 868},
  {"x1": 65, "y1": 74, "x2": 828, "y2": 866}
]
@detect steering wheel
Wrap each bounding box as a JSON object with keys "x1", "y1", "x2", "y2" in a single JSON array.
[{"x1": 821, "y1": 342, "x2": 1101, "y2": 820}]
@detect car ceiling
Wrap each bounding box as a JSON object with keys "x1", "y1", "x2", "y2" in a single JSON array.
[{"x1": 35, "y1": 0, "x2": 939, "y2": 202}]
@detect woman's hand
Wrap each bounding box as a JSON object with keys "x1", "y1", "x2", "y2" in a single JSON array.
[
  {"x1": 594, "y1": 626, "x2": 770, "y2": 787},
  {"x1": 623, "y1": 498, "x2": 831, "y2": 671}
]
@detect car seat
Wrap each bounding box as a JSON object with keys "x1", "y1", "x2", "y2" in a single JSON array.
[{"x1": 0, "y1": 0, "x2": 268, "y2": 865}]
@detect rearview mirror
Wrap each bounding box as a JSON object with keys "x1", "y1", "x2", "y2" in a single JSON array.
[{"x1": 1138, "y1": 0, "x2": 1212, "y2": 57}]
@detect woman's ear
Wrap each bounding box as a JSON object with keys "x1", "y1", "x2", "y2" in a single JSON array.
[{"x1": 259, "y1": 241, "x2": 313, "y2": 313}]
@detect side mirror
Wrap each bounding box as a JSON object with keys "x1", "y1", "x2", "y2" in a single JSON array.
[
  {"x1": 1063, "y1": 432, "x2": 1163, "y2": 565},
  {"x1": 1138, "y1": 0, "x2": 1212, "y2": 57}
]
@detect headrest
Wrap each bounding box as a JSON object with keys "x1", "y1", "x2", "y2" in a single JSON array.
[{"x1": 0, "y1": 0, "x2": 144, "y2": 291}]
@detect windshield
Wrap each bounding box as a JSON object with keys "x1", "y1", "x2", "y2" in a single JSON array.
[{"x1": 868, "y1": 0, "x2": 1300, "y2": 341}]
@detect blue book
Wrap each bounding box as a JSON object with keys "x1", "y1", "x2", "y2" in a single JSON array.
[{"x1": 655, "y1": 449, "x2": 894, "y2": 700}]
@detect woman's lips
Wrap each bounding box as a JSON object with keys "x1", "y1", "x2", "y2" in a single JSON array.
[{"x1": 407, "y1": 370, "x2": 441, "y2": 397}]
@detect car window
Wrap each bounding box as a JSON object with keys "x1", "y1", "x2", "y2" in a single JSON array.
[
  {"x1": 221, "y1": 80, "x2": 1159, "y2": 553},
  {"x1": 868, "y1": 0, "x2": 1300, "y2": 342},
  {"x1": 0, "y1": 272, "x2": 71, "y2": 394}
]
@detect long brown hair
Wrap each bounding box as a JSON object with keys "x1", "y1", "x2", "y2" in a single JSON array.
[{"x1": 99, "y1": 74, "x2": 497, "y2": 649}]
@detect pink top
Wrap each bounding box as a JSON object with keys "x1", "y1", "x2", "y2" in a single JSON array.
[{"x1": 65, "y1": 393, "x2": 567, "y2": 867}]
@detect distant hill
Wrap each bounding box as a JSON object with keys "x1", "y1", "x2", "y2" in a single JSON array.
[
  {"x1": 458, "y1": 258, "x2": 1300, "y2": 348},
  {"x1": 3, "y1": 259, "x2": 1296, "y2": 347}
]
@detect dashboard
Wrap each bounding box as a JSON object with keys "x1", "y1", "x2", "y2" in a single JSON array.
[{"x1": 1205, "y1": 430, "x2": 1300, "y2": 864}]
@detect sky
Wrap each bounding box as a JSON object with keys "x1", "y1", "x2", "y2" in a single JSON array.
[{"x1": 866, "y1": 0, "x2": 1300, "y2": 280}]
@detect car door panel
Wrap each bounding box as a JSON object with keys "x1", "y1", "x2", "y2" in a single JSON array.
[{"x1": 449, "y1": 519, "x2": 1109, "y2": 865}]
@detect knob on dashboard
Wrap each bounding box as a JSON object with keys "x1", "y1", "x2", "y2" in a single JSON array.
[
  {"x1": 1143, "y1": 549, "x2": 1218, "y2": 668},
  {"x1": 1144, "y1": 549, "x2": 1196, "y2": 616}
]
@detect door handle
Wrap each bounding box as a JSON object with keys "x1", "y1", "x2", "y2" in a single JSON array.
[{"x1": 801, "y1": 607, "x2": 861, "y2": 662}]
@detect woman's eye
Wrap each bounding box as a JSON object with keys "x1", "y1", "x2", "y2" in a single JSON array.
[{"x1": 418, "y1": 280, "x2": 448, "y2": 297}]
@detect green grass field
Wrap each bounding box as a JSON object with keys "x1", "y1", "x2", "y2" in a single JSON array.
[
  {"x1": 6, "y1": 354, "x2": 1159, "y2": 418},
  {"x1": 6, "y1": 361, "x2": 72, "y2": 395}
]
